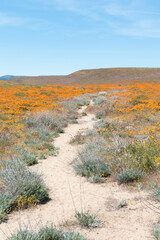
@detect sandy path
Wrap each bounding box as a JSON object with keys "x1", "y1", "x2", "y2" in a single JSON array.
[{"x1": 0, "y1": 105, "x2": 159, "y2": 240}]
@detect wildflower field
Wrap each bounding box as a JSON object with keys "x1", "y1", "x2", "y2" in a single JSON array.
[
  {"x1": 0, "y1": 80, "x2": 160, "y2": 239},
  {"x1": 0, "y1": 83, "x2": 110, "y2": 158},
  {"x1": 82, "y1": 82, "x2": 160, "y2": 183}
]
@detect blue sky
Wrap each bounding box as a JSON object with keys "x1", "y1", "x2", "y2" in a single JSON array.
[{"x1": 0, "y1": 0, "x2": 160, "y2": 76}]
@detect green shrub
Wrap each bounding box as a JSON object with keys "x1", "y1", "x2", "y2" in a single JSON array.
[
  {"x1": 0, "y1": 193, "x2": 12, "y2": 223},
  {"x1": 130, "y1": 95, "x2": 147, "y2": 106},
  {"x1": 0, "y1": 160, "x2": 49, "y2": 222},
  {"x1": 89, "y1": 175, "x2": 104, "y2": 183},
  {"x1": 39, "y1": 152, "x2": 47, "y2": 159},
  {"x1": 15, "y1": 146, "x2": 38, "y2": 166},
  {"x1": 125, "y1": 139, "x2": 159, "y2": 172},
  {"x1": 149, "y1": 183, "x2": 160, "y2": 201},
  {"x1": 38, "y1": 225, "x2": 64, "y2": 239},
  {"x1": 93, "y1": 120, "x2": 106, "y2": 130},
  {"x1": 64, "y1": 231, "x2": 86, "y2": 240},
  {"x1": 112, "y1": 139, "x2": 159, "y2": 175},
  {"x1": 96, "y1": 112, "x2": 105, "y2": 119},
  {"x1": 93, "y1": 96, "x2": 106, "y2": 106},
  {"x1": 8, "y1": 230, "x2": 37, "y2": 240},
  {"x1": 116, "y1": 168, "x2": 144, "y2": 184},
  {"x1": 73, "y1": 140, "x2": 110, "y2": 180},
  {"x1": 86, "y1": 129, "x2": 98, "y2": 137},
  {"x1": 8, "y1": 225, "x2": 86, "y2": 240},
  {"x1": 42, "y1": 142, "x2": 55, "y2": 151},
  {"x1": 75, "y1": 211, "x2": 101, "y2": 228},
  {"x1": 72, "y1": 120, "x2": 78, "y2": 124},
  {"x1": 153, "y1": 227, "x2": 160, "y2": 240},
  {"x1": 82, "y1": 112, "x2": 87, "y2": 116},
  {"x1": 34, "y1": 127, "x2": 53, "y2": 141},
  {"x1": 118, "y1": 200, "x2": 127, "y2": 209}
]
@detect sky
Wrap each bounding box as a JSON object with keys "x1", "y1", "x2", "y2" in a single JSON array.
[{"x1": 0, "y1": 0, "x2": 160, "y2": 76}]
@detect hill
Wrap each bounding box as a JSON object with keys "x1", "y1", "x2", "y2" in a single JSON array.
[
  {"x1": 9, "y1": 68, "x2": 160, "y2": 85},
  {"x1": 0, "y1": 75, "x2": 25, "y2": 80}
]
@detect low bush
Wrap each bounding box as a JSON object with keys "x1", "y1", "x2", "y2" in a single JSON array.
[
  {"x1": 8, "y1": 225, "x2": 86, "y2": 240},
  {"x1": 153, "y1": 227, "x2": 160, "y2": 240},
  {"x1": 93, "y1": 120, "x2": 106, "y2": 130},
  {"x1": 0, "y1": 130, "x2": 12, "y2": 147},
  {"x1": 116, "y1": 168, "x2": 144, "y2": 184},
  {"x1": 82, "y1": 112, "x2": 87, "y2": 116},
  {"x1": 93, "y1": 96, "x2": 106, "y2": 106},
  {"x1": 75, "y1": 211, "x2": 101, "y2": 228},
  {"x1": 89, "y1": 175, "x2": 104, "y2": 183},
  {"x1": 15, "y1": 146, "x2": 38, "y2": 166},
  {"x1": 0, "y1": 160, "x2": 49, "y2": 222},
  {"x1": 39, "y1": 151, "x2": 47, "y2": 159},
  {"x1": 76, "y1": 96, "x2": 90, "y2": 107},
  {"x1": 25, "y1": 111, "x2": 67, "y2": 131},
  {"x1": 112, "y1": 139, "x2": 159, "y2": 176},
  {"x1": 72, "y1": 120, "x2": 78, "y2": 124},
  {"x1": 126, "y1": 139, "x2": 159, "y2": 172},
  {"x1": 96, "y1": 111, "x2": 105, "y2": 119},
  {"x1": 149, "y1": 183, "x2": 160, "y2": 201},
  {"x1": 70, "y1": 133, "x2": 86, "y2": 145},
  {"x1": 73, "y1": 139, "x2": 110, "y2": 180},
  {"x1": 118, "y1": 200, "x2": 127, "y2": 209}
]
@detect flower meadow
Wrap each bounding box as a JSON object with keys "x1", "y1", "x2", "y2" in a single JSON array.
[
  {"x1": 0, "y1": 81, "x2": 160, "y2": 239},
  {"x1": 0, "y1": 82, "x2": 111, "y2": 223},
  {"x1": 0, "y1": 83, "x2": 111, "y2": 158},
  {"x1": 73, "y1": 82, "x2": 160, "y2": 184}
]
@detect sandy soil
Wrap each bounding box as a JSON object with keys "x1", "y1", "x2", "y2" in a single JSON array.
[{"x1": 0, "y1": 105, "x2": 159, "y2": 240}]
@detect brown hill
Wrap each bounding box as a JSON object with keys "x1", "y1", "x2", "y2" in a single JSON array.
[{"x1": 9, "y1": 68, "x2": 160, "y2": 85}]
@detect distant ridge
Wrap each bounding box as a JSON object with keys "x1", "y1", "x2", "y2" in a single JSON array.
[
  {"x1": 8, "y1": 68, "x2": 160, "y2": 85},
  {"x1": 0, "y1": 75, "x2": 25, "y2": 80}
]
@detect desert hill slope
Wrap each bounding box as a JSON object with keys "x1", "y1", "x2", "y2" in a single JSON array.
[{"x1": 9, "y1": 68, "x2": 160, "y2": 85}]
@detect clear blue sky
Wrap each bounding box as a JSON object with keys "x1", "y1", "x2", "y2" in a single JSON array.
[{"x1": 1, "y1": 0, "x2": 160, "y2": 76}]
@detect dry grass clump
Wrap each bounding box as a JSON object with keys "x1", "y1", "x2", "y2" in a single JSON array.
[
  {"x1": 62, "y1": 95, "x2": 90, "y2": 119},
  {"x1": 0, "y1": 160, "x2": 49, "y2": 223},
  {"x1": 25, "y1": 110, "x2": 67, "y2": 132},
  {"x1": 70, "y1": 132, "x2": 86, "y2": 145},
  {"x1": 0, "y1": 131, "x2": 12, "y2": 147}
]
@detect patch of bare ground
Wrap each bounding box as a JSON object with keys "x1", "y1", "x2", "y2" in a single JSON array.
[{"x1": 0, "y1": 104, "x2": 159, "y2": 240}]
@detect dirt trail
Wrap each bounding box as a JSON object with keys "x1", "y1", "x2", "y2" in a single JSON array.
[{"x1": 0, "y1": 104, "x2": 159, "y2": 240}]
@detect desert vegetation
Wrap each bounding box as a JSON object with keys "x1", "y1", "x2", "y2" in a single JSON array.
[
  {"x1": 8, "y1": 225, "x2": 86, "y2": 240},
  {"x1": 0, "y1": 81, "x2": 160, "y2": 239}
]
